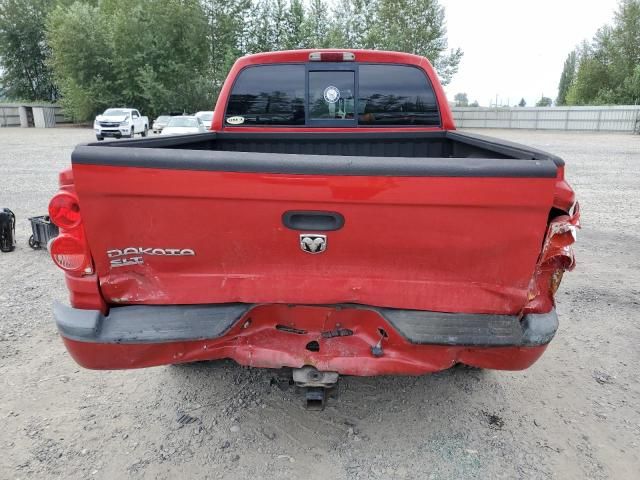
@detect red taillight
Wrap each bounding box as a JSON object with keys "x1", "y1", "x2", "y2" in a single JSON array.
[
  {"x1": 49, "y1": 192, "x2": 81, "y2": 230},
  {"x1": 309, "y1": 51, "x2": 355, "y2": 62},
  {"x1": 49, "y1": 235, "x2": 91, "y2": 273}
]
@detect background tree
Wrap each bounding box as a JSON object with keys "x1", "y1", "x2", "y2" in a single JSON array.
[
  {"x1": 48, "y1": 0, "x2": 209, "y2": 120},
  {"x1": 454, "y1": 92, "x2": 468, "y2": 107},
  {"x1": 518, "y1": 98, "x2": 526, "y2": 107},
  {"x1": 563, "y1": 0, "x2": 640, "y2": 105},
  {"x1": 303, "y1": 0, "x2": 332, "y2": 48},
  {"x1": 37, "y1": 0, "x2": 463, "y2": 118},
  {"x1": 556, "y1": 51, "x2": 577, "y2": 105},
  {"x1": 535, "y1": 96, "x2": 552, "y2": 107},
  {"x1": 328, "y1": 0, "x2": 379, "y2": 48},
  {"x1": 46, "y1": 2, "x2": 110, "y2": 120},
  {"x1": 372, "y1": 0, "x2": 462, "y2": 85},
  {"x1": 0, "y1": 0, "x2": 59, "y2": 101},
  {"x1": 469, "y1": 100, "x2": 479, "y2": 107},
  {"x1": 283, "y1": 0, "x2": 308, "y2": 49},
  {"x1": 203, "y1": 0, "x2": 253, "y2": 97}
]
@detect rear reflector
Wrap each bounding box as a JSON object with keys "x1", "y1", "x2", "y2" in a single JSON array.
[
  {"x1": 49, "y1": 192, "x2": 81, "y2": 230},
  {"x1": 309, "y1": 52, "x2": 355, "y2": 62},
  {"x1": 49, "y1": 235, "x2": 91, "y2": 273}
]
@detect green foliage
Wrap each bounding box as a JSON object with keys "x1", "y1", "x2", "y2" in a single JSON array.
[
  {"x1": 302, "y1": 0, "x2": 332, "y2": 48},
  {"x1": 518, "y1": 98, "x2": 526, "y2": 107},
  {"x1": 284, "y1": 0, "x2": 307, "y2": 49},
  {"x1": 556, "y1": 51, "x2": 576, "y2": 106},
  {"x1": 203, "y1": 0, "x2": 253, "y2": 94},
  {"x1": 0, "y1": 0, "x2": 59, "y2": 101},
  {"x1": 453, "y1": 92, "x2": 468, "y2": 107},
  {"x1": 202, "y1": 0, "x2": 462, "y2": 95},
  {"x1": 370, "y1": 0, "x2": 462, "y2": 85},
  {"x1": 4, "y1": 0, "x2": 462, "y2": 119},
  {"x1": 328, "y1": 0, "x2": 379, "y2": 48},
  {"x1": 535, "y1": 96, "x2": 552, "y2": 107},
  {"x1": 48, "y1": 0, "x2": 209, "y2": 120},
  {"x1": 563, "y1": 0, "x2": 640, "y2": 105}
]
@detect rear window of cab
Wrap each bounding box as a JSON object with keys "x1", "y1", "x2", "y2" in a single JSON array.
[{"x1": 224, "y1": 64, "x2": 440, "y2": 127}]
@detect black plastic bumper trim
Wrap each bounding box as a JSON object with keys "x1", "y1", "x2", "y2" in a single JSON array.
[
  {"x1": 53, "y1": 302, "x2": 251, "y2": 344},
  {"x1": 380, "y1": 308, "x2": 558, "y2": 347},
  {"x1": 54, "y1": 302, "x2": 557, "y2": 348}
]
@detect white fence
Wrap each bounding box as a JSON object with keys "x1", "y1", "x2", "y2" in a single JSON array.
[
  {"x1": 0, "y1": 104, "x2": 67, "y2": 127},
  {"x1": 452, "y1": 106, "x2": 640, "y2": 133}
]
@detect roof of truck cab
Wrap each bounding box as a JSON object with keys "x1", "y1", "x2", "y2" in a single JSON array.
[{"x1": 237, "y1": 49, "x2": 434, "y2": 69}]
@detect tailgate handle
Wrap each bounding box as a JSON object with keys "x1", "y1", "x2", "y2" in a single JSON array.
[{"x1": 282, "y1": 211, "x2": 344, "y2": 231}]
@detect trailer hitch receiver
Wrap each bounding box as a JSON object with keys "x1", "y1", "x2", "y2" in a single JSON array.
[{"x1": 292, "y1": 366, "x2": 339, "y2": 410}]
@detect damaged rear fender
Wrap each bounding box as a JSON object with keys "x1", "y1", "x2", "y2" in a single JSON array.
[{"x1": 525, "y1": 204, "x2": 580, "y2": 313}]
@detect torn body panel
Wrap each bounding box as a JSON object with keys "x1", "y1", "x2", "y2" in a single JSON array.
[{"x1": 525, "y1": 203, "x2": 580, "y2": 314}]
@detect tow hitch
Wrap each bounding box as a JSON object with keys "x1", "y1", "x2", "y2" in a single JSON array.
[{"x1": 292, "y1": 366, "x2": 338, "y2": 410}]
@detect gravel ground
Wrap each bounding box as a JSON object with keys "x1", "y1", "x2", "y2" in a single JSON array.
[{"x1": 0, "y1": 127, "x2": 639, "y2": 479}]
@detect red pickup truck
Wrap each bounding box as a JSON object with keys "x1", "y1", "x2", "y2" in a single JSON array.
[{"x1": 49, "y1": 50, "x2": 579, "y2": 405}]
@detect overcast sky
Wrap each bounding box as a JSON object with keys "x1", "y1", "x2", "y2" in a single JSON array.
[{"x1": 440, "y1": 0, "x2": 620, "y2": 106}]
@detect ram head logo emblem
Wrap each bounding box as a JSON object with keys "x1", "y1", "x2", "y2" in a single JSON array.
[{"x1": 299, "y1": 234, "x2": 327, "y2": 254}]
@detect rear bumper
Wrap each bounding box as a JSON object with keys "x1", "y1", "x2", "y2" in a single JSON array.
[{"x1": 54, "y1": 303, "x2": 558, "y2": 374}]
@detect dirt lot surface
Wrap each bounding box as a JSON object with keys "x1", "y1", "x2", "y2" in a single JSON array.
[{"x1": 0, "y1": 127, "x2": 639, "y2": 479}]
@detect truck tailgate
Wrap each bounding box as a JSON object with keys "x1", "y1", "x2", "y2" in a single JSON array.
[{"x1": 71, "y1": 148, "x2": 557, "y2": 314}]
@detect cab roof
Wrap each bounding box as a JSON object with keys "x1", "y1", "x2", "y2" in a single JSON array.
[{"x1": 237, "y1": 49, "x2": 434, "y2": 69}]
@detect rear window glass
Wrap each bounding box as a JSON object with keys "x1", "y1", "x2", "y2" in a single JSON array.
[
  {"x1": 309, "y1": 71, "x2": 355, "y2": 121},
  {"x1": 358, "y1": 65, "x2": 439, "y2": 126},
  {"x1": 225, "y1": 65, "x2": 305, "y2": 126},
  {"x1": 225, "y1": 63, "x2": 440, "y2": 127}
]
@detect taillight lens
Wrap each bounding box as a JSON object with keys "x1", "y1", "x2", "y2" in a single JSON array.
[
  {"x1": 49, "y1": 192, "x2": 81, "y2": 230},
  {"x1": 49, "y1": 235, "x2": 91, "y2": 273}
]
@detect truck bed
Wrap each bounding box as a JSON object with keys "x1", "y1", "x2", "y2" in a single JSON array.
[{"x1": 80, "y1": 130, "x2": 563, "y2": 170}]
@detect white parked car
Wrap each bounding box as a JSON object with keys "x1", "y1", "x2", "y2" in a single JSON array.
[
  {"x1": 152, "y1": 115, "x2": 171, "y2": 134},
  {"x1": 194, "y1": 111, "x2": 214, "y2": 130},
  {"x1": 94, "y1": 108, "x2": 148, "y2": 140},
  {"x1": 161, "y1": 116, "x2": 207, "y2": 135}
]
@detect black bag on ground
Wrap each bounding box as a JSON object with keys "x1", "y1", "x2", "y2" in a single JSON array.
[{"x1": 0, "y1": 208, "x2": 16, "y2": 253}]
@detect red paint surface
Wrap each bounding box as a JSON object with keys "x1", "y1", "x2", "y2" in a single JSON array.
[
  {"x1": 73, "y1": 164, "x2": 557, "y2": 314},
  {"x1": 61, "y1": 304, "x2": 547, "y2": 373}
]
